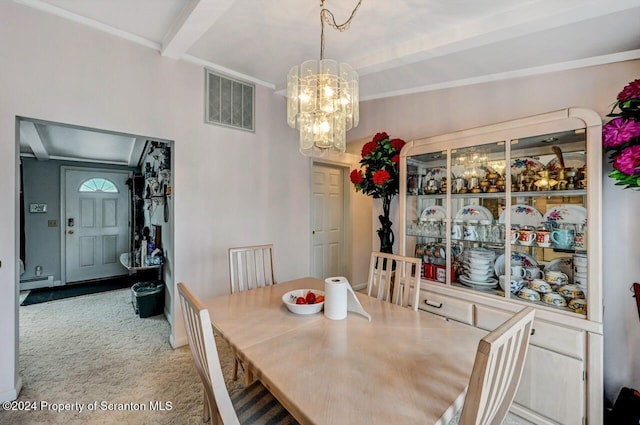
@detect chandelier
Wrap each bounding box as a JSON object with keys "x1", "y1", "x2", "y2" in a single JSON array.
[{"x1": 287, "y1": 0, "x2": 362, "y2": 155}]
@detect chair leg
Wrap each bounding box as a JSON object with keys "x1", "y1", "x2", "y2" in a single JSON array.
[
  {"x1": 233, "y1": 358, "x2": 239, "y2": 381},
  {"x1": 203, "y1": 393, "x2": 211, "y2": 423}
]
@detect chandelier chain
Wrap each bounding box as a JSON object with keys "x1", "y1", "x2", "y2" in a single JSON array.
[{"x1": 319, "y1": 0, "x2": 363, "y2": 60}]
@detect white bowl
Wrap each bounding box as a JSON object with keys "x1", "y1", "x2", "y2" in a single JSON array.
[{"x1": 282, "y1": 289, "x2": 325, "y2": 315}]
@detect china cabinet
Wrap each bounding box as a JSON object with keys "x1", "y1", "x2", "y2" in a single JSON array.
[{"x1": 399, "y1": 108, "x2": 602, "y2": 425}]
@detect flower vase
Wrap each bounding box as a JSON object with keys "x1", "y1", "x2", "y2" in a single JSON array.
[{"x1": 377, "y1": 195, "x2": 394, "y2": 254}]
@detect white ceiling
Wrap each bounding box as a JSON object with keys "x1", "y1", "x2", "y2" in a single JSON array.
[{"x1": 16, "y1": 0, "x2": 640, "y2": 164}]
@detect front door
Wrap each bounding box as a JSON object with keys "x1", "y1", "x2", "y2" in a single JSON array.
[
  {"x1": 310, "y1": 163, "x2": 346, "y2": 279},
  {"x1": 63, "y1": 167, "x2": 129, "y2": 283}
]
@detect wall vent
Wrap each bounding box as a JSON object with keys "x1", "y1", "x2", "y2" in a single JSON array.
[{"x1": 205, "y1": 69, "x2": 254, "y2": 132}]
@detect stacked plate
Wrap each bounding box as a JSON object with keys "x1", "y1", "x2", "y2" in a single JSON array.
[{"x1": 460, "y1": 247, "x2": 498, "y2": 288}]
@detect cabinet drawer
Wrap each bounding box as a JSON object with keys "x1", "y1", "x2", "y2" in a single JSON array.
[
  {"x1": 418, "y1": 291, "x2": 473, "y2": 325},
  {"x1": 475, "y1": 305, "x2": 585, "y2": 359}
]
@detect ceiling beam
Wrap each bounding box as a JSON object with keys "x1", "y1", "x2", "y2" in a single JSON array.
[
  {"x1": 20, "y1": 121, "x2": 49, "y2": 161},
  {"x1": 161, "y1": 0, "x2": 236, "y2": 59}
]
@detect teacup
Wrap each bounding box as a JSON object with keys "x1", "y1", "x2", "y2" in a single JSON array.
[
  {"x1": 568, "y1": 298, "x2": 587, "y2": 314},
  {"x1": 499, "y1": 275, "x2": 525, "y2": 294},
  {"x1": 524, "y1": 267, "x2": 544, "y2": 280},
  {"x1": 557, "y1": 284, "x2": 585, "y2": 299},
  {"x1": 510, "y1": 265, "x2": 526, "y2": 279},
  {"x1": 535, "y1": 229, "x2": 551, "y2": 247},
  {"x1": 551, "y1": 228, "x2": 575, "y2": 249},
  {"x1": 545, "y1": 270, "x2": 569, "y2": 286},
  {"x1": 542, "y1": 292, "x2": 567, "y2": 307},
  {"x1": 518, "y1": 226, "x2": 537, "y2": 246},
  {"x1": 529, "y1": 279, "x2": 553, "y2": 294},
  {"x1": 510, "y1": 227, "x2": 520, "y2": 245},
  {"x1": 517, "y1": 287, "x2": 541, "y2": 302}
]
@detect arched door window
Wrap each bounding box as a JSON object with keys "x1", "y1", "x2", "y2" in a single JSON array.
[{"x1": 79, "y1": 178, "x2": 119, "y2": 193}]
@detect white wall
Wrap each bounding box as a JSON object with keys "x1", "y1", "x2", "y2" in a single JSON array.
[
  {"x1": 347, "y1": 59, "x2": 640, "y2": 404},
  {"x1": 0, "y1": 1, "x2": 339, "y2": 400}
]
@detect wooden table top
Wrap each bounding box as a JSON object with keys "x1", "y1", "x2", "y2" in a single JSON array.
[{"x1": 203, "y1": 277, "x2": 487, "y2": 425}]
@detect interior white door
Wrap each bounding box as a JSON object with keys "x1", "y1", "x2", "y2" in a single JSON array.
[
  {"x1": 64, "y1": 168, "x2": 129, "y2": 283},
  {"x1": 310, "y1": 164, "x2": 345, "y2": 279}
]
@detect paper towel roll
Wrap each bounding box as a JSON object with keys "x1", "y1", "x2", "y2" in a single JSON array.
[{"x1": 324, "y1": 277, "x2": 349, "y2": 320}]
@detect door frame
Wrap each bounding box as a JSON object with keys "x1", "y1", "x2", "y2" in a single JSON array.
[
  {"x1": 60, "y1": 165, "x2": 131, "y2": 285},
  {"x1": 310, "y1": 159, "x2": 352, "y2": 280}
]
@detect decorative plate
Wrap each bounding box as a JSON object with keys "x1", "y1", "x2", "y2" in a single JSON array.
[
  {"x1": 543, "y1": 204, "x2": 587, "y2": 226},
  {"x1": 454, "y1": 205, "x2": 494, "y2": 223},
  {"x1": 510, "y1": 157, "x2": 544, "y2": 177},
  {"x1": 544, "y1": 257, "x2": 573, "y2": 278},
  {"x1": 498, "y1": 204, "x2": 543, "y2": 227},
  {"x1": 420, "y1": 205, "x2": 447, "y2": 221},
  {"x1": 546, "y1": 153, "x2": 586, "y2": 172},
  {"x1": 494, "y1": 252, "x2": 539, "y2": 276}
]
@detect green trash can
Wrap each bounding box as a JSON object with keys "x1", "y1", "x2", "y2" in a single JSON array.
[{"x1": 131, "y1": 281, "x2": 165, "y2": 318}]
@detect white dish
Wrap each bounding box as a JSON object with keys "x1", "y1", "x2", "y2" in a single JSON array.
[
  {"x1": 544, "y1": 257, "x2": 573, "y2": 278},
  {"x1": 454, "y1": 205, "x2": 494, "y2": 223},
  {"x1": 282, "y1": 289, "x2": 325, "y2": 315},
  {"x1": 494, "y1": 252, "x2": 539, "y2": 276},
  {"x1": 420, "y1": 205, "x2": 447, "y2": 221},
  {"x1": 511, "y1": 157, "x2": 544, "y2": 177},
  {"x1": 543, "y1": 204, "x2": 587, "y2": 226},
  {"x1": 459, "y1": 275, "x2": 498, "y2": 287},
  {"x1": 498, "y1": 204, "x2": 543, "y2": 227},
  {"x1": 546, "y1": 153, "x2": 586, "y2": 172}
]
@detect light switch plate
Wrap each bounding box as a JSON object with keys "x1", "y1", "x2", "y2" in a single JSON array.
[{"x1": 29, "y1": 203, "x2": 47, "y2": 213}]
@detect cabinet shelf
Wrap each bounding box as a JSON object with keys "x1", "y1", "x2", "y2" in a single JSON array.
[{"x1": 409, "y1": 188, "x2": 587, "y2": 200}]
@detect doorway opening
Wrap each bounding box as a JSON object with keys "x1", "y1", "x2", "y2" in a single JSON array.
[{"x1": 16, "y1": 116, "x2": 174, "y2": 312}]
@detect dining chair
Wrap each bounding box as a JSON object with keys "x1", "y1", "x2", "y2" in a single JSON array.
[
  {"x1": 177, "y1": 282, "x2": 297, "y2": 425},
  {"x1": 228, "y1": 244, "x2": 276, "y2": 293},
  {"x1": 228, "y1": 244, "x2": 277, "y2": 382},
  {"x1": 367, "y1": 251, "x2": 422, "y2": 310},
  {"x1": 452, "y1": 306, "x2": 536, "y2": 425}
]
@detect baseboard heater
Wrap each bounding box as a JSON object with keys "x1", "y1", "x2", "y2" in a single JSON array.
[{"x1": 20, "y1": 275, "x2": 54, "y2": 291}]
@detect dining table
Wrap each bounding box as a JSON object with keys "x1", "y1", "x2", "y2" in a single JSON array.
[{"x1": 202, "y1": 277, "x2": 488, "y2": 425}]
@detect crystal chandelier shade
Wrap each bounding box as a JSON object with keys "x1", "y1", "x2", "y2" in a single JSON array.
[{"x1": 286, "y1": 1, "x2": 361, "y2": 156}]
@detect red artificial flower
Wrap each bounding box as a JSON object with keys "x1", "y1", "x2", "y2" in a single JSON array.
[
  {"x1": 361, "y1": 141, "x2": 378, "y2": 157},
  {"x1": 613, "y1": 145, "x2": 640, "y2": 175},
  {"x1": 391, "y1": 154, "x2": 400, "y2": 164},
  {"x1": 372, "y1": 169, "x2": 391, "y2": 185},
  {"x1": 350, "y1": 169, "x2": 363, "y2": 184},
  {"x1": 372, "y1": 132, "x2": 389, "y2": 144},
  {"x1": 617, "y1": 79, "x2": 640, "y2": 102},
  {"x1": 390, "y1": 138, "x2": 405, "y2": 151},
  {"x1": 602, "y1": 117, "x2": 640, "y2": 148}
]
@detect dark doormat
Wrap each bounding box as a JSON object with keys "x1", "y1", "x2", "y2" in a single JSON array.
[{"x1": 21, "y1": 275, "x2": 138, "y2": 306}]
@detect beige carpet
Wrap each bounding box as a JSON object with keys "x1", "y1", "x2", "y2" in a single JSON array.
[{"x1": 3, "y1": 288, "x2": 243, "y2": 425}]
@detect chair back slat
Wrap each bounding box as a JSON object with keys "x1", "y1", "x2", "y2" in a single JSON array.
[
  {"x1": 177, "y1": 282, "x2": 240, "y2": 425},
  {"x1": 229, "y1": 244, "x2": 276, "y2": 293},
  {"x1": 367, "y1": 252, "x2": 422, "y2": 310},
  {"x1": 459, "y1": 307, "x2": 535, "y2": 425}
]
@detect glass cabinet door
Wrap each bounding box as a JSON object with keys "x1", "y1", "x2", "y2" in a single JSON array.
[
  {"x1": 450, "y1": 141, "x2": 507, "y2": 299},
  {"x1": 506, "y1": 129, "x2": 587, "y2": 314},
  {"x1": 404, "y1": 127, "x2": 589, "y2": 316},
  {"x1": 406, "y1": 151, "x2": 448, "y2": 283}
]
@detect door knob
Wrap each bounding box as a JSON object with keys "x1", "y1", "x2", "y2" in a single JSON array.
[{"x1": 68, "y1": 230, "x2": 74, "y2": 234}]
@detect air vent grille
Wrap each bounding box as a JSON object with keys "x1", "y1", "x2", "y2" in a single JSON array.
[{"x1": 205, "y1": 69, "x2": 254, "y2": 132}]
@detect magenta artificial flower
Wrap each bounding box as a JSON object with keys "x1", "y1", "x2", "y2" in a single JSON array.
[
  {"x1": 613, "y1": 145, "x2": 640, "y2": 175},
  {"x1": 602, "y1": 117, "x2": 640, "y2": 148},
  {"x1": 617, "y1": 79, "x2": 640, "y2": 102}
]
